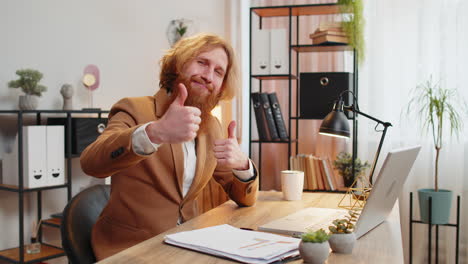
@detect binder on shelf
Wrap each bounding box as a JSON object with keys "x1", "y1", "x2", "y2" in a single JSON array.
[
  {"x1": 2, "y1": 126, "x2": 48, "y2": 188},
  {"x1": 252, "y1": 29, "x2": 270, "y2": 75},
  {"x1": 270, "y1": 29, "x2": 289, "y2": 75},
  {"x1": 251, "y1": 92, "x2": 269, "y2": 141},
  {"x1": 268, "y1": 92, "x2": 288, "y2": 140},
  {"x1": 46, "y1": 126, "x2": 65, "y2": 186},
  {"x1": 259, "y1": 93, "x2": 280, "y2": 141}
]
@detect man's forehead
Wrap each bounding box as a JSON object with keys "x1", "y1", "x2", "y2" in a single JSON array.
[{"x1": 196, "y1": 47, "x2": 228, "y2": 68}]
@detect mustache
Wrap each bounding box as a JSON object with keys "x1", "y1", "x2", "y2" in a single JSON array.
[{"x1": 190, "y1": 76, "x2": 214, "y2": 92}]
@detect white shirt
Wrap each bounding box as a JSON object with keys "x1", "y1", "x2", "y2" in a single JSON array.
[{"x1": 132, "y1": 122, "x2": 254, "y2": 197}]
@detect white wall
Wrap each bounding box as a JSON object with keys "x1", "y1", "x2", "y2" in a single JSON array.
[{"x1": 0, "y1": 0, "x2": 228, "y2": 258}]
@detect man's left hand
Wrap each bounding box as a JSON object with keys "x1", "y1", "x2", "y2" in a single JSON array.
[{"x1": 214, "y1": 120, "x2": 249, "y2": 170}]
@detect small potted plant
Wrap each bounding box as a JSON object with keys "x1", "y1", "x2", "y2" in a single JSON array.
[
  {"x1": 166, "y1": 18, "x2": 193, "y2": 46},
  {"x1": 405, "y1": 77, "x2": 466, "y2": 224},
  {"x1": 328, "y1": 210, "x2": 359, "y2": 253},
  {"x1": 333, "y1": 152, "x2": 371, "y2": 187},
  {"x1": 8, "y1": 69, "x2": 47, "y2": 110},
  {"x1": 299, "y1": 228, "x2": 330, "y2": 264}
]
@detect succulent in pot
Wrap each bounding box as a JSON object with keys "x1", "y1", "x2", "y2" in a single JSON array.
[
  {"x1": 328, "y1": 210, "x2": 359, "y2": 253},
  {"x1": 299, "y1": 228, "x2": 330, "y2": 264}
]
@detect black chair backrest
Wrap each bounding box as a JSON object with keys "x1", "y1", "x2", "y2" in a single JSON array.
[{"x1": 61, "y1": 184, "x2": 110, "y2": 264}]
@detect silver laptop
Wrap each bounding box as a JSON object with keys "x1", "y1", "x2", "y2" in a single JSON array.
[{"x1": 258, "y1": 146, "x2": 421, "y2": 239}]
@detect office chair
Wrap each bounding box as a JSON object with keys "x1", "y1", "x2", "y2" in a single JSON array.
[{"x1": 61, "y1": 184, "x2": 110, "y2": 264}]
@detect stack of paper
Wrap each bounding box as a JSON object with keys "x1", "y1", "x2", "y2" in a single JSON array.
[{"x1": 164, "y1": 224, "x2": 300, "y2": 264}]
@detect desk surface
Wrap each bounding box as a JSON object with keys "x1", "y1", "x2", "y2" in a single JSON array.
[{"x1": 98, "y1": 191, "x2": 403, "y2": 264}]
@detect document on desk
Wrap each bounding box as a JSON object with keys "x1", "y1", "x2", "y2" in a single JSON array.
[{"x1": 164, "y1": 224, "x2": 300, "y2": 264}]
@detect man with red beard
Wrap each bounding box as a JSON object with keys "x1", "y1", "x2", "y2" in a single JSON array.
[{"x1": 80, "y1": 33, "x2": 258, "y2": 260}]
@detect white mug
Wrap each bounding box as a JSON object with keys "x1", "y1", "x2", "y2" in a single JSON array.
[{"x1": 281, "y1": 170, "x2": 304, "y2": 201}]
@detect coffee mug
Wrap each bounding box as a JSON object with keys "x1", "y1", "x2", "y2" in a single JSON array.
[{"x1": 281, "y1": 170, "x2": 304, "y2": 201}]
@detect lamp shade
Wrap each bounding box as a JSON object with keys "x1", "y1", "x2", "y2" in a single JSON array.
[{"x1": 319, "y1": 100, "x2": 350, "y2": 138}]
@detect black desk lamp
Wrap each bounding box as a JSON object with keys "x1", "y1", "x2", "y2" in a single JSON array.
[{"x1": 319, "y1": 91, "x2": 392, "y2": 185}]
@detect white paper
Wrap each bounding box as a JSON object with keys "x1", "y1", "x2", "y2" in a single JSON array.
[{"x1": 164, "y1": 224, "x2": 300, "y2": 264}]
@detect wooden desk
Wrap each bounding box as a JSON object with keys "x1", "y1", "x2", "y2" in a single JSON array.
[{"x1": 98, "y1": 191, "x2": 403, "y2": 264}]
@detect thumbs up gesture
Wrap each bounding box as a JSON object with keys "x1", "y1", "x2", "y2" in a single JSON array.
[
  {"x1": 214, "y1": 120, "x2": 249, "y2": 170},
  {"x1": 146, "y1": 83, "x2": 201, "y2": 144}
]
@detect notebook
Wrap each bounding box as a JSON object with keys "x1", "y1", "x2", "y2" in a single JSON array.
[{"x1": 258, "y1": 146, "x2": 421, "y2": 239}]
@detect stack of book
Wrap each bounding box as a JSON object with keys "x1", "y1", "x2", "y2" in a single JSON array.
[
  {"x1": 309, "y1": 21, "x2": 348, "y2": 45},
  {"x1": 290, "y1": 154, "x2": 346, "y2": 191}
]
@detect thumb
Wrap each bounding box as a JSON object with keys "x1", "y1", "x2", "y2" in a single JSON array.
[
  {"x1": 227, "y1": 120, "x2": 236, "y2": 139},
  {"x1": 174, "y1": 83, "x2": 187, "y2": 106}
]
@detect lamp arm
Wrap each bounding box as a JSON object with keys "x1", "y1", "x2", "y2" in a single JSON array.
[
  {"x1": 343, "y1": 104, "x2": 392, "y2": 185},
  {"x1": 367, "y1": 125, "x2": 389, "y2": 184},
  {"x1": 344, "y1": 105, "x2": 392, "y2": 127}
]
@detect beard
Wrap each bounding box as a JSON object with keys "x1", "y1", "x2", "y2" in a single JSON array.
[{"x1": 170, "y1": 75, "x2": 222, "y2": 134}]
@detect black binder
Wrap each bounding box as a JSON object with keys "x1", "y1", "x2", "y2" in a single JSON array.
[
  {"x1": 268, "y1": 92, "x2": 288, "y2": 140},
  {"x1": 251, "y1": 93, "x2": 279, "y2": 141},
  {"x1": 259, "y1": 93, "x2": 279, "y2": 141},
  {"x1": 251, "y1": 93, "x2": 269, "y2": 141}
]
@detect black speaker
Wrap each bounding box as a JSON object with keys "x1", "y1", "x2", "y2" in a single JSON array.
[{"x1": 299, "y1": 72, "x2": 353, "y2": 119}]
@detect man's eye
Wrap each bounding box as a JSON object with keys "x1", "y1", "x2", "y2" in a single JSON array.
[{"x1": 198, "y1": 60, "x2": 205, "y2": 65}]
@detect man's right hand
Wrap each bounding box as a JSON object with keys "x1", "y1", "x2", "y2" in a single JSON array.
[{"x1": 146, "y1": 83, "x2": 201, "y2": 144}]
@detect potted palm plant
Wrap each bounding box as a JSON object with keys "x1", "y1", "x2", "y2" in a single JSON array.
[
  {"x1": 406, "y1": 77, "x2": 466, "y2": 224},
  {"x1": 299, "y1": 229, "x2": 330, "y2": 264}
]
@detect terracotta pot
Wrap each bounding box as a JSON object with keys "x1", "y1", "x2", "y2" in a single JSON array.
[
  {"x1": 299, "y1": 240, "x2": 330, "y2": 264},
  {"x1": 18, "y1": 95, "x2": 39, "y2": 110},
  {"x1": 329, "y1": 233, "x2": 356, "y2": 254}
]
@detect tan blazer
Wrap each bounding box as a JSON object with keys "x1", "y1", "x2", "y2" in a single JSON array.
[{"x1": 80, "y1": 89, "x2": 258, "y2": 260}]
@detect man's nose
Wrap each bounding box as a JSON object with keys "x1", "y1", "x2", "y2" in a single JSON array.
[{"x1": 200, "y1": 68, "x2": 213, "y2": 83}]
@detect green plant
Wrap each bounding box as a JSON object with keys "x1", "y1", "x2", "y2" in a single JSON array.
[
  {"x1": 405, "y1": 77, "x2": 466, "y2": 191},
  {"x1": 329, "y1": 211, "x2": 359, "y2": 234},
  {"x1": 176, "y1": 20, "x2": 188, "y2": 37},
  {"x1": 301, "y1": 228, "x2": 330, "y2": 243},
  {"x1": 338, "y1": 0, "x2": 365, "y2": 63},
  {"x1": 333, "y1": 152, "x2": 370, "y2": 186},
  {"x1": 8, "y1": 69, "x2": 47, "y2": 97}
]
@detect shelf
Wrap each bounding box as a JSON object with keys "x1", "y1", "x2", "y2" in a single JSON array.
[
  {"x1": 0, "y1": 243, "x2": 65, "y2": 264},
  {"x1": 251, "y1": 74, "x2": 297, "y2": 80},
  {"x1": 42, "y1": 218, "x2": 61, "y2": 228},
  {"x1": 252, "y1": 4, "x2": 341, "y2": 17},
  {"x1": 292, "y1": 44, "x2": 353, "y2": 53},
  {"x1": 0, "y1": 183, "x2": 68, "y2": 193},
  {"x1": 291, "y1": 116, "x2": 353, "y2": 120},
  {"x1": 251, "y1": 139, "x2": 297, "y2": 143},
  {"x1": 290, "y1": 116, "x2": 322, "y2": 120}
]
